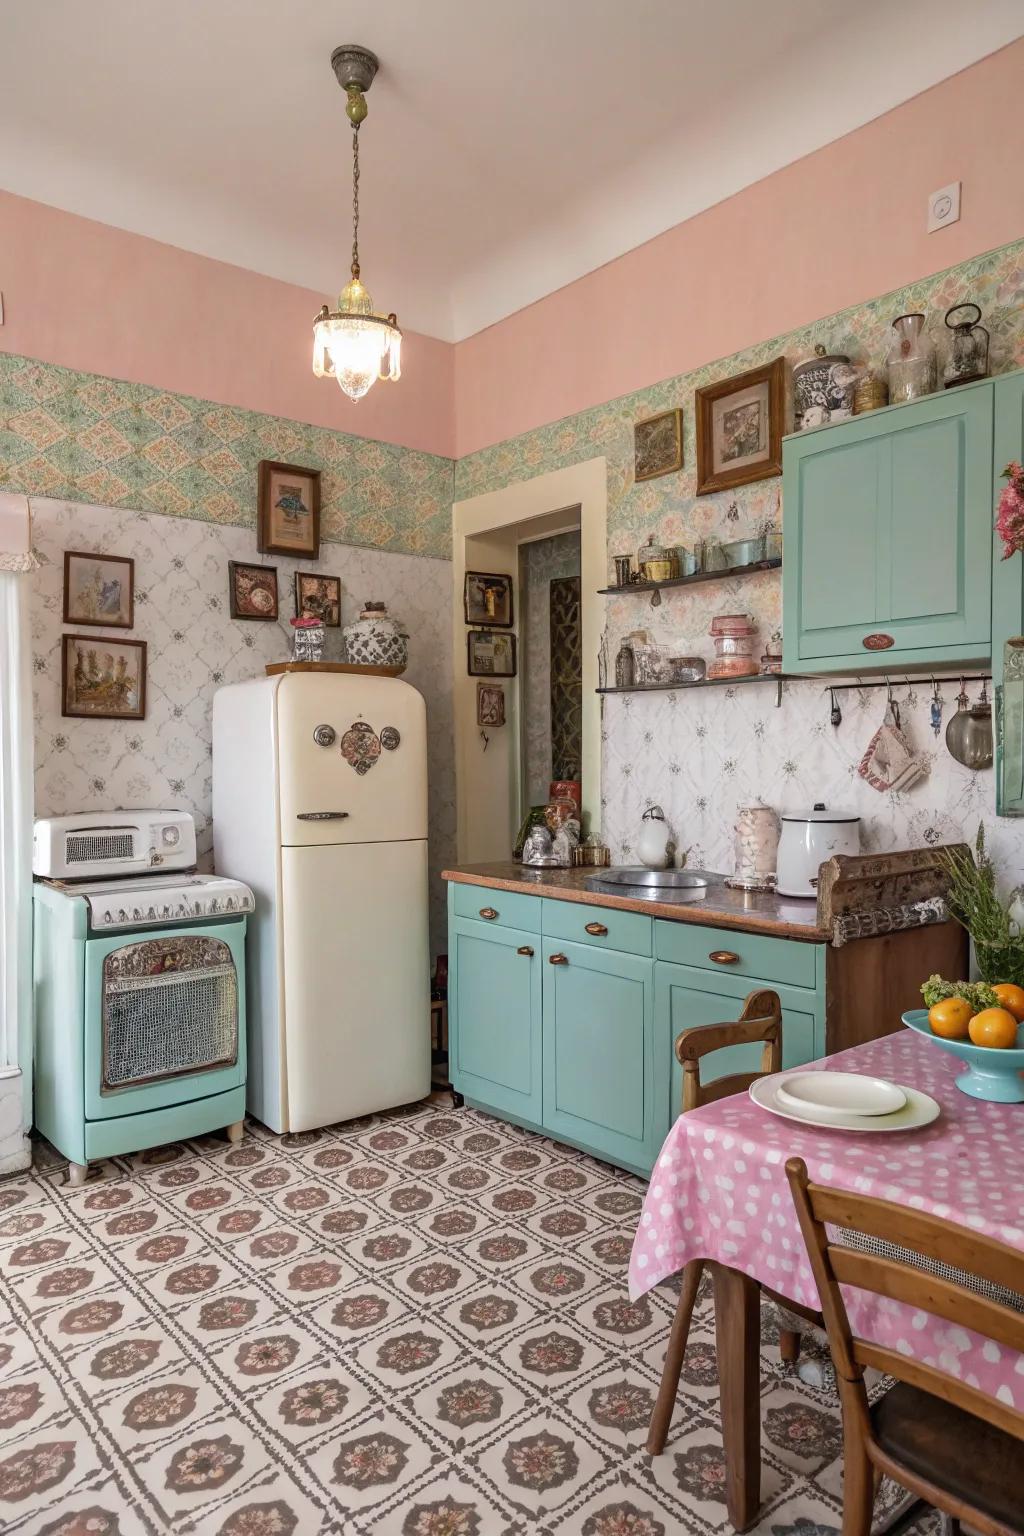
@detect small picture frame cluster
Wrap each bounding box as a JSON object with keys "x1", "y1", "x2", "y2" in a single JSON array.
[{"x1": 61, "y1": 549, "x2": 146, "y2": 719}]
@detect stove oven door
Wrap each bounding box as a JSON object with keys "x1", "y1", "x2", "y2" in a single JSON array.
[{"x1": 83, "y1": 921, "x2": 247, "y2": 1120}]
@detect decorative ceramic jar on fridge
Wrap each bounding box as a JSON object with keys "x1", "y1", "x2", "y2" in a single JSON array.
[
  {"x1": 887, "y1": 313, "x2": 937, "y2": 403},
  {"x1": 943, "y1": 303, "x2": 989, "y2": 389},
  {"x1": 343, "y1": 601, "x2": 409, "y2": 672},
  {"x1": 776, "y1": 804, "x2": 861, "y2": 898},
  {"x1": 291, "y1": 615, "x2": 325, "y2": 662},
  {"x1": 793, "y1": 344, "x2": 859, "y2": 430}
]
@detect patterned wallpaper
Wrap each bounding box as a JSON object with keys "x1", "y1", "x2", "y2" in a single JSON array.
[
  {"x1": 457, "y1": 239, "x2": 1024, "y2": 890},
  {"x1": 1, "y1": 354, "x2": 454, "y2": 560},
  {"x1": 28, "y1": 497, "x2": 455, "y2": 956},
  {"x1": 519, "y1": 531, "x2": 581, "y2": 804}
]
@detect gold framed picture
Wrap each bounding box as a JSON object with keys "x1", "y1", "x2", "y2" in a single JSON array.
[
  {"x1": 694, "y1": 358, "x2": 784, "y2": 495},
  {"x1": 634, "y1": 408, "x2": 683, "y2": 482},
  {"x1": 257, "y1": 460, "x2": 321, "y2": 558},
  {"x1": 62, "y1": 634, "x2": 146, "y2": 720}
]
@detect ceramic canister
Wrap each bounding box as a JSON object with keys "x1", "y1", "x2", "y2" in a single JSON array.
[
  {"x1": 793, "y1": 345, "x2": 860, "y2": 430},
  {"x1": 732, "y1": 805, "x2": 781, "y2": 887}
]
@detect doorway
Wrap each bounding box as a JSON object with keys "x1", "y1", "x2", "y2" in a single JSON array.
[{"x1": 519, "y1": 528, "x2": 582, "y2": 807}]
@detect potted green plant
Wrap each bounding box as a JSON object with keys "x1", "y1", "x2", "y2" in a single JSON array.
[{"x1": 941, "y1": 826, "x2": 1024, "y2": 987}]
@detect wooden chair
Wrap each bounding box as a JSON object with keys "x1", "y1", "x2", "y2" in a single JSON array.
[
  {"x1": 647, "y1": 988, "x2": 802, "y2": 1453},
  {"x1": 787, "y1": 1156, "x2": 1024, "y2": 1536}
]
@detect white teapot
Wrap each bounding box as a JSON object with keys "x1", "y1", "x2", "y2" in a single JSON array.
[{"x1": 637, "y1": 806, "x2": 675, "y2": 869}]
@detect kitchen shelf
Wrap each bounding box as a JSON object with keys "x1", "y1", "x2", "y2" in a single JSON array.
[
  {"x1": 598, "y1": 672, "x2": 790, "y2": 707},
  {"x1": 598, "y1": 557, "x2": 781, "y2": 597}
]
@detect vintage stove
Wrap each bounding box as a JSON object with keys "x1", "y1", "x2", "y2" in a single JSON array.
[{"x1": 32, "y1": 810, "x2": 254, "y2": 1184}]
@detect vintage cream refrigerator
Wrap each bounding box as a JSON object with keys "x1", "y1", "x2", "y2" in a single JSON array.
[{"x1": 213, "y1": 671, "x2": 431, "y2": 1132}]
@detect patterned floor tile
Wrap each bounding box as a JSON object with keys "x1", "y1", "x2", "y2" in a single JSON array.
[{"x1": 0, "y1": 1098, "x2": 943, "y2": 1535}]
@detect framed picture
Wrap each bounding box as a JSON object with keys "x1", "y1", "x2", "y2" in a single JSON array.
[
  {"x1": 257, "y1": 459, "x2": 321, "y2": 558},
  {"x1": 694, "y1": 357, "x2": 784, "y2": 495},
  {"x1": 464, "y1": 570, "x2": 514, "y2": 628},
  {"x1": 467, "y1": 630, "x2": 517, "y2": 678},
  {"x1": 634, "y1": 408, "x2": 683, "y2": 482},
  {"x1": 295, "y1": 571, "x2": 341, "y2": 627},
  {"x1": 63, "y1": 550, "x2": 134, "y2": 628},
  {"x1": 229, "y1": 561, "x2": 279, "y2": 621},
  {"x1": 476, "y1": 682, "x2": 506, "y2": 727},
  {"x1": 62, "y1": 634, "x2": 146, "y2": 720}
]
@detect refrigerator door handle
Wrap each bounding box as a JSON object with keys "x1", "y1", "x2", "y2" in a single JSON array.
[{"x1": 296, "y1": 811, "x2": 350, "y2": 821}]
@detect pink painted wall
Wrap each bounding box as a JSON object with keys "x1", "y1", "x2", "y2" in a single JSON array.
[
  {"x1": 453, "y1": 39, "x2": 1024, "y2": 457},
  {"x1": 0, "y1": 190, "x2": 455, "y2": 459}
]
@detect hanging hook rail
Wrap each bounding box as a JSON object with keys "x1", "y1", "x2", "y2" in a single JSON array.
[{"x1": 824, "y1": 673, "x2": 991, "y2": 694}]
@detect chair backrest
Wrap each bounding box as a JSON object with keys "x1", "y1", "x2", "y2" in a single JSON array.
[
  {"x1": 675, "y1": 988, "x2": 782, "y2": 1112},
  {"x1": 787, "y1": 1156, "x2": 1024, "y2": 1442}
]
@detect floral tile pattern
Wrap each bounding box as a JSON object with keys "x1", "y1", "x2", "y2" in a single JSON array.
[
  {"x1": 0, "y1": 354, "x2": 455, "y2": 560},
  {"x1": 0, "y1": 1100, "x2": 941, "y2": 1535}
]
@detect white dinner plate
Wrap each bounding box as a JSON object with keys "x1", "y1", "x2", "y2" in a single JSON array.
[
  {"x1": 750, "y1": 1074, "x2": 939, "y2": 1133},
  {"x1": 775, "y1": 1071, "x2": 907, "y2": 1123}
]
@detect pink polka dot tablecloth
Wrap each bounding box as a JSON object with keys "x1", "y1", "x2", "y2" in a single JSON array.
[{"x1": 629, "y1": 1030, "x2": 1024, "y2": 1406}]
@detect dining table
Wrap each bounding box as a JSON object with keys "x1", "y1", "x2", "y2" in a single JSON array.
[{"x1": 628, "y1": 1028, "x2": 1024, "y2": 1532}]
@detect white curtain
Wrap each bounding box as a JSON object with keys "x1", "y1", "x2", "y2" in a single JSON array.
[{"x1": 0, "y1": 494, "x2": 36, "y2": 1173}]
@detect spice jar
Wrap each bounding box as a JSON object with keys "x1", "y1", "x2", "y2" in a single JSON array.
[
  {"x1": 707, "y1": 613, "x2": 759, "y2": 679},
  {"x1": 853, "y1": 368, "x2": 888, "y2": 414}
]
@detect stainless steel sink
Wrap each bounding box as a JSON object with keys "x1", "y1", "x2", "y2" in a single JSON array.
[{"x1": 584, "y1": 867, "x2": 722, "y2": 899}]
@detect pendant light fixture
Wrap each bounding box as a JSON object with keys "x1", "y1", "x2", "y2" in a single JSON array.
[{"x1": 312, "y1": 45, "x2": 401, "y2": 402}]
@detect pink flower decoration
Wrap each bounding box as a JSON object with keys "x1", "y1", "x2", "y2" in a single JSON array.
[{"x1": 996, "y1": 462, "x2": 1024, "y2": 561}]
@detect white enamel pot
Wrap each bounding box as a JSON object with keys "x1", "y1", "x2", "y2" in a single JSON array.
[{"x1": 776, "y1": 803, "x2": 860, "y2": 898}]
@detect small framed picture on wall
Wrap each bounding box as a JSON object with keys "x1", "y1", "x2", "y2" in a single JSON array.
[
  {"x1": 477, "y1": 682, "x2": 506, "y2": 727},
  {"x1": 295, "y1": 571, "x2": 341, "y2": 626},
  {"x1": 634, "y1": 408, "x2": 683, "y2": 482},
  {"x1": 694, "y1": 358, "x2": 784, "y2": 495},
  {"x1": 257, "y1": 460, "x2": 322, "y2": 559},
  {"x1": 63, "y1": 550, "x2": 134, "y2": 628},
  {"x1": 464, "y1": 571, "x2": 514, "y2": 627},
  {"x1": 229, "y1": 561, "x2": 279, "y2": 620},
  {"x1": 467, "y1": 630, "x2": 517, "y2": 677},
  {"x1": 62, "y1": 634, "x2": 147, "y2": 720}
]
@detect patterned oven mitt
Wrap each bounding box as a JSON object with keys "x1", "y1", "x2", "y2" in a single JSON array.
[{"x1": 857, "y1": 703, "x2": 928, "y2": 792}]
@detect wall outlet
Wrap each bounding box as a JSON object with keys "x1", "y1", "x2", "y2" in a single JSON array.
[{"x1": 927, "y1": 182, "x2": 961, "y2": 233}]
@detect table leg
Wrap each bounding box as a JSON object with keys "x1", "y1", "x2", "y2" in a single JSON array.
[{"x1": 711, "y1": 1262, "x2": 761, "y2": 1532}]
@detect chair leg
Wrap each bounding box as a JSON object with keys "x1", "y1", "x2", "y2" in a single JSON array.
[
  {"x1": 646, "y1": 1259, "x2": 704, "y2": 1455},
  {"x1": 779, "y1": 1327, "x2": 801, "y2": 1364},
  {"x1": 841, "y1": 1420, "x2": 875, "y2": 1536}
]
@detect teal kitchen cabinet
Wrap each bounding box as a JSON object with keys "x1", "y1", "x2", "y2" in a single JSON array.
[
  {"x1": 449, "y1": 915, "x2": 542, "y2": 1123},
  {"x1": 542, "y1": 937, "x2": 656, "y2": 1176},
  {"x1": 993, "y1": 371, "x2": 1024, "y2": 816},
  {"x1": 653, "y1": 961, "x2": 825, "y2": 1135},
  {"x1": 783, "y1": 380, "x2": 994, "y2": 674}
]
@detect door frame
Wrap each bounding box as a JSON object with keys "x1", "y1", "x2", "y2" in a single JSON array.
[{"x1": 452, "y1": 457, "x2": 607, "y2": 860}]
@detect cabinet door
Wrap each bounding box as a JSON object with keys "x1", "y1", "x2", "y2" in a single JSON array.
[
  {"x1": 994, "y1": 373, "x2": 1024, "y2": 816},
  {"x1": 449, "y1": 918, "x2": 542, "y2": 1121},
  {"x1": 654, "y1": 962, "x2": 824, "y2": 1135},
  {"x1": 542, "y1": 939, "x2": 655, "y2": 1173},
  {"x1": 784, "y1": 385, "x2": 993, "y2": 672}
]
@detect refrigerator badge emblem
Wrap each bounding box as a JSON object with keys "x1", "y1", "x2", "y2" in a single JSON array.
[
  {"x1": 380, "y1": 726, "x2": 401, "y2": 751},
  {"x1": 340, "y1": 720, "x2": 382, "y2": 776}
]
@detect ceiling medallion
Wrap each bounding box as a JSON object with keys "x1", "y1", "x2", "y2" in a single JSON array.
[{"x1": 312, "y1": 44, "x2": 402, "y2": 403}]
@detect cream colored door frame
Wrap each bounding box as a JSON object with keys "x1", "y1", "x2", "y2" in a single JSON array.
[{"x1": 452, "y1": 457, "x2": 607, "y2": 862}]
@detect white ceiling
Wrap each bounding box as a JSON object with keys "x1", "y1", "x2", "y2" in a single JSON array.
[{"x1": 2, "y1": 1, "x2": 1021, "y2": 342}]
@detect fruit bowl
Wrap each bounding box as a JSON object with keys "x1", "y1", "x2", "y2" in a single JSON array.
[{"x1": 902, "y1": 1009, "x2": 1024, "y2": 1102}]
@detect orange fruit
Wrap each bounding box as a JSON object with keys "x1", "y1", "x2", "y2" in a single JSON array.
[
  {"x1": 992, "y1": 983, "x2": 1024, "y2": 1022},
  {"x1": 967, "y1": 1008, "x2": 1019, "y2": 1049},
  {"x1": 927, "y1": 998, "x2": 973, "y2": 1039}
]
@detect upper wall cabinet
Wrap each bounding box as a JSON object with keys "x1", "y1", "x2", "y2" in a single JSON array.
[{"x1": 783, "y1": 381, "x2": 994, "y2": 674}]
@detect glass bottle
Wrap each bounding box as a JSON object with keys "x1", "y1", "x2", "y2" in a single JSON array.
[
  {"x1": 614, "y1": 642, "x2": 635, "y2": 689},
  {"x1": 887, "y1": 313, "x2": 937, "y2": 404},
  {"x1": 943, "y1": 303, "x2": 990, "y2": 388}
]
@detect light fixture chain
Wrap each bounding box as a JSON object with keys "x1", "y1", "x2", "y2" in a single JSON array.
[{"x1": 351, "y1": 123, "x2": 361, "y2": 280}]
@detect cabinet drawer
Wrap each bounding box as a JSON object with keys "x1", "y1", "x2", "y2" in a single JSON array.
[
  {"x1": 451, "y1": 882, "x2": 541, "y2": 933},
  {"x1": 542, "y1": 898, "x2": 651, "y2": 956},
  {"x1": 654, "y1": 920, "x2": 819, "y2": 989}
]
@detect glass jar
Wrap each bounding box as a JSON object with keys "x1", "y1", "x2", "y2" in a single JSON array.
[
  {"x1": 614, "y1": 642, "x2": 635, "y2": 689},
  {"x1": 637, "y1": 535, "x2": 676, "y2": 583},
  {"x1": 943, "y1": 303, "x2": 990, "y2": 389},
  {"x1": 708, "y1": 613, "x2": 759, "y2": 679},
  {"x1": 887, "y1": 313, "x2": 937, "y2": 404}
]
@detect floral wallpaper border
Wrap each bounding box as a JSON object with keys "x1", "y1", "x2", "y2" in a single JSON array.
[{"x1": 0, "y1": 353, "x2": 455, "y2": 560}]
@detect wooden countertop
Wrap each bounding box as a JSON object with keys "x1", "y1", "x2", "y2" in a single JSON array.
[{"x1": 443, "y1": 863, "x2": 830, "y2": 942}]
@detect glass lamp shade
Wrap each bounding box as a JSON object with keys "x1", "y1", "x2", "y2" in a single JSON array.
[{"x1": 312, "y1": 278, "x2": 402, "y2": 401}]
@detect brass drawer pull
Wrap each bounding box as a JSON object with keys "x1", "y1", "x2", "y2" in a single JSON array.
[
  {"x1": 517, "y1": 945, "x2": 534, "y2": 957},
  {"x1": 709, "y1": 949, "x2": 740, "y2": 965},
  {"x1": 584, "y1": 921, "x2": 608, "y2": 936},
  {"x1": 479, "y1": 907, "x2": 498, "y2": 920},
  {"x1": 548, "y1": 952, "x2": 569, "y2": 966}
]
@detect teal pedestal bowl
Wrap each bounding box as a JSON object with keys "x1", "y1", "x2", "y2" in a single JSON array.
[{"x1": 902, "y1": 1009, "x2": 1024, "y2": 1103}]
